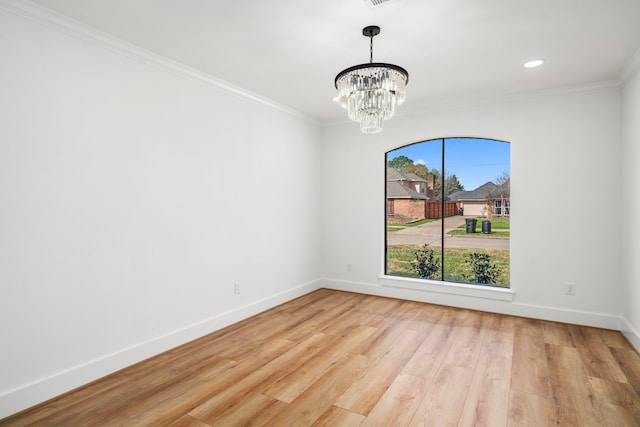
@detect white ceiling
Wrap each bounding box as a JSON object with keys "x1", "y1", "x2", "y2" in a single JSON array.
[{"x1": 25, "y1": 0, "x2": 640, "y2": 124}]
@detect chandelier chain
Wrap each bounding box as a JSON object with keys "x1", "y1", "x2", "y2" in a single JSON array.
[{"x1": 369, "y1": 35, "x2": 374, "y2": 63}]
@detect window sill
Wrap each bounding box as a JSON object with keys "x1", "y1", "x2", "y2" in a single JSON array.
[{"x1": 378, "y1": 275, "x2": 515, "y2": 301}]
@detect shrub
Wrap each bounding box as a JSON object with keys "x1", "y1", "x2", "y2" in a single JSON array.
[
  {"x1": 466, "y1": 252, "x2": 501, "y2": 284},
  {"x1": 412, "y1": 244, "x2": 440, "y2": 279}
]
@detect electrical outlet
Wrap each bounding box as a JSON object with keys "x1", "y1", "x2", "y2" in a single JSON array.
[
  {"x1": 234, "y1": 282, "x2": 240, "y2": 294},
  {"x1": 346, "y1": 264, "x2": 353, "y2": 272},
  {"x1": 564, "y1": 283, "x2": 576, "y2": 296}
]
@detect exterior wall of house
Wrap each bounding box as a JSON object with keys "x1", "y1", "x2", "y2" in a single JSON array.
[
  {"x1": 390, "y1": 199, "x2": 425, "y2": 221},
  {"x1": 488, "y1": 199, "x2": 510, "y2": 217}
]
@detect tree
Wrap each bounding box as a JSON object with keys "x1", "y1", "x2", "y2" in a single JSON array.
[
  {"x1": 444, "y1": 173, "x2": 464, "y2": 197},
  {"x1": 432, "y1": 171, "x2": 464, "y2": 201},
  {"x1": 387, "y1": 156, "x2": 431, "y2": 181},
  {"x1": 387, "y1": 155, "x2": 414, "y2": 170},
  {"x1": 403, "y1": 163, "x2": 430, "y2": 180},
  {"x1": 494, "y1": 171, "x2": 510, "y2": 216},
  {"x1": 495, "y1": 170, "x2": 510, "y2": 189}
]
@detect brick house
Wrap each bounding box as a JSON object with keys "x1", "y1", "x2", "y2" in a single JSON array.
[{"x1": 386, "y1": 168, "x2": 434, "y2": 222}]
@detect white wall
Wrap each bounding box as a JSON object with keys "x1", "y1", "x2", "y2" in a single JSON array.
[
  {"x1": 0, "y1": 8, "x2": 322, "y2": 417},
  {"x1": 323, "y1": 85, "x2": 623, "y2": 328},
  {"x1": 622, "y1": 60, "x2": 640, "y2": 351}
]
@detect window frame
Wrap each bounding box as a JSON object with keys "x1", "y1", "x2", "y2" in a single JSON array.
[{"x1": 384, "y1": 137, "x2": 510, "y2": 288}]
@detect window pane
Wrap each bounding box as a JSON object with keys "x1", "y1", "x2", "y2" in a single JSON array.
[
  {"x1": 386, "y1": 140, "x2": 443, "y2": 280},
  {"x1": 444, "y1": 138, "x2": 509, "y2": 286}
]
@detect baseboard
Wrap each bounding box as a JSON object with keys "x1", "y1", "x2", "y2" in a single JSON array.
[
  {"x1": 322, "y1": 279, "x2": 622, "y2": 330},
  {"x1": 0, "y1": 279, "x2": 322, "y2": 419},
  {"x1": 621, "y1": 318, "x2": 640, "y2": 354}
]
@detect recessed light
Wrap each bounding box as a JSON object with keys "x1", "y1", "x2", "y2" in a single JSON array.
[{"x1": 524, "y1": 59, "x2": 544, "y2": 68}]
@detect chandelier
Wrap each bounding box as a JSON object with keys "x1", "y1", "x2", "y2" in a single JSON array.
[{"x1": 335, "y1": 26, "x2": 409, "y2": 133}]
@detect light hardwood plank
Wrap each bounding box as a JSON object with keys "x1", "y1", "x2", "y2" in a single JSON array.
[
  {"x1": 546, "y1": 343, "x2": 604, "y2": 426},
  {"x1": 195, "y1": 392, "x2": 283, "y2": 426},
  {"x1": 0, "y1": 374, "x2": 131, "y2": 426},
  {"x1": 510, "y1": 318, "x2": 553, "y2": 398},
  {"x1": 358, "y1": 321, "x2": 422, "y2": 360},
  {"x1": 570, "y1": 325, "x2": 627, "y2": 382},
  {"x1": 401, "y1": 313, "x2": 461, "y2": 379},
  {"x1": 457, "y1": 315, "x2": 513, "y2": 427},
  {"x1": 166, "y1": 414, "x2": 212, "y2": 427},
  {"x1": 263, "y1": 325, "x2": 376, "y2": 403},
  {"x1": 588, "y1": 376, "x2": 640, "y2": 424},
  {"x1": 543, "y1": 321, "x2": 576, "y2": 347},
  {"x1": 507, "y1": 390, "x2": 566, "y2": 427},
  {"x1": 313, "y1": 405, "x2": 366, "y2": 427},
  {"x1": 611, "y1": 346, "x2": 640, "y2": 396},
  {"x1": 263, "y1": 353, "x2": 371, "y2": 426},
  {"x1": 360, "y1": 373, "x2": 427, "y2": 427},
  {"x1": 438, "y1": 310, "x2": 487, "y2": 369},
  {"x1": 408, "y1": 363, "x2": 473, "y2": 427},
  {"x1": 334, "y1": 353, "x2": 411, "y2": 415},
  {"x1": 189, "y1": 332, "x2": 331, "y2": 422},
  {"x1": 599, "y1": 328, "x2": 635, "y2": 349}
]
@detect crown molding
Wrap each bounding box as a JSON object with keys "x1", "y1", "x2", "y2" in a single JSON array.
[
  {"x1": 0, "y1": 0, "x2": 319, "y2": 126},
  {"x1": 401, "y1": 80, "x2": 622, "y2": 122},
  {"x1": 324, "y1": 79, "x2": 622, "y2": 129}
]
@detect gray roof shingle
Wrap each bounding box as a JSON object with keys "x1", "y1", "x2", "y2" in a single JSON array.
[
  {"x1": 448, "y1": 181, "x2": 498, "y2": 201},
  {"x1": 386, "y1": 182, "x2": 428, "y2": 199},
  {"x1": 386, "y1": 167, "x2": 427, "y2": 183}
]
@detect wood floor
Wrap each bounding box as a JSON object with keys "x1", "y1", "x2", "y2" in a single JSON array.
[{"x1": 3, "y1": 289, "x2": 640, "y2": 426}]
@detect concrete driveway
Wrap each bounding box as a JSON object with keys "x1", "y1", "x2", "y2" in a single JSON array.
[{"x1": 387, "y1": 216, "x2": 510, "y2": 250}]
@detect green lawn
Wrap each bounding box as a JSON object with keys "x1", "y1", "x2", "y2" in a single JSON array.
[
  {"x1": 387, "y1": 244, "x2": 510, "y2": 287},
  {"x1": 448, "y1": 229, "x2": 511, "y2": 237},
  {"x1": 456, "y1": 217, "x2": 510, "y2": 230},
  {"x1": 387, "y1": 217, "x2": 438, "y2": 232},
  {"x1": 448, "y1": 217, "x2": 510, "y2": 237}
]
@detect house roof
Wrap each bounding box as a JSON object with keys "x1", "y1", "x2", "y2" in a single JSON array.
[
  {"x1": 402, "y1": 172, "x2": 427, "y2": 183},
  {"x1": 448, "y1": 182, "x2": 498, "y2": 201},
  {"x1": 386, "y1": 167, "x2": 427, "y2": 183},
  {"x1": 386, "y1": 182, "x2": 428, "y2": 200},
  {"x1": 488, "y1": 179, "x2": 511, "y2": 199}
]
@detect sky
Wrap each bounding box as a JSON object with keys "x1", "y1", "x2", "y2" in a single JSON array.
[{"x1": 387, "y1": 137, "x2": 510, "y2": 191}]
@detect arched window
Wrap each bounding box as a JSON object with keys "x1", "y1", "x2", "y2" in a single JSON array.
[{"x1": 385, "y1": 138, "x2": 510, "y2": 287}]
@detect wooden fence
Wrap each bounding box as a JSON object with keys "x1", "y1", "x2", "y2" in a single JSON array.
[{"x1": 425, "y1": 201, "x2": 460, "y2": 219}]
